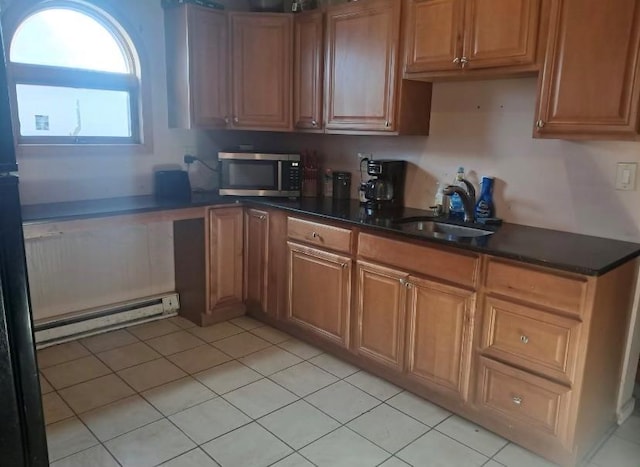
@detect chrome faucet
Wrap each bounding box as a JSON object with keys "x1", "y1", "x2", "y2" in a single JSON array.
[{"x1": 443, "y1": 178, "x2": 476, "y2": 223}]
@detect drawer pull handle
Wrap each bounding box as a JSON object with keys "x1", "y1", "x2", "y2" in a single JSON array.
[
  {"x1": 520, "y1": 335, "x2": 529, "y2": 344},
  {"x1": 512, "y1": 396, "x2": 523, "y2": 405}
]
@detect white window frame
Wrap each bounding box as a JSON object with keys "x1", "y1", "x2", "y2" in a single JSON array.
[{"x1": 1, "y1": 0, "x2": 152, "y2": 154}]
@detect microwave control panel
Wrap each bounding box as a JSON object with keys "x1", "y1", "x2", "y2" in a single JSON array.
[{"x1": 282, "y1": 161, "x2": 301, "y2": 191}]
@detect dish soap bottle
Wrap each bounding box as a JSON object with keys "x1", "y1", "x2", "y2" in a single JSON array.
[
  {"x1": 475, "y1": 176, "x2": 495, "y2": 219},
  {"x1": 448, "y1": 167, "x2": 466, "y2": 218}
]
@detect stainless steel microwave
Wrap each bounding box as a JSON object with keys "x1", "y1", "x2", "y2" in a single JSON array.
[{"x1": 218, "y1": 152, "x2": 302, "y2": 197}]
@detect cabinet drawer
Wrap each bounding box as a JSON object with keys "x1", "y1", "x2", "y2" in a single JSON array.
[
  {"x1": 476, "y1": 357, "x2": 571, "y2": 439},
  {"x1": 288, "y1": 217, "x2": 352, "y2": 254},
  {"x1": 358, "y1": 233, "x2": 479, "y2": 287},
  {"x1": 485, "y1": 258, "x2": 588, "y2": 316},
  {"x1": 481, "y1": 297, "x2": 581, "y2": 384}
]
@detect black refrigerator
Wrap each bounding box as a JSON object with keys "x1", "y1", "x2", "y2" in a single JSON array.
[{"x1": 0, "y1": 21, "x2": 49, "y2": 467}]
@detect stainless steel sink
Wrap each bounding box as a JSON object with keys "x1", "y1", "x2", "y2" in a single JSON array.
[{"x1": 394, "y1": 219, "x2": 494, "y2": 239}]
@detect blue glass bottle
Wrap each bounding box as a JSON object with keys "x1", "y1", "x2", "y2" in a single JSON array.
[{"x1": 475, "y1": 176, "x2": 495, "y2": 219}]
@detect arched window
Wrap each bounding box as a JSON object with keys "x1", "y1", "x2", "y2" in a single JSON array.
[{"x1": 5, "y1": 2, "x2": 144, "y2": 145}]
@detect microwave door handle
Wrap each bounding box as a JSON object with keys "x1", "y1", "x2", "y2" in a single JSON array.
[{"x1": 278, "y1": 161, "x2": 283, "y2": 192}]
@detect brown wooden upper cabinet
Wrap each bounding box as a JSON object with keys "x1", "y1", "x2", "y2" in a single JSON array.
[
  {"x1": 294, "y1": 11, "x2": 324, "y2": 131},
  {"x1": 230, "y1": 13, "x2": 293, "y2": 130},
  {"x1": 165, "y1": 4, "x2": 228, "y2": 129},
  {"x1": 323, "y1": 0, "x2": 432, "y2": 134},
  {"x1": 165, "y1": 6, "x2": 293, "y2": 131},
  {"x1": 535, "y1": 0, "x2": 640, "y2": 140},
  {"x1": 404, "y1": 0, "x2": 542, "y2": 77}
]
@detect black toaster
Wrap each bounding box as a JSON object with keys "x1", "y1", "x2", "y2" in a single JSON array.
[{"x1": 154, "y1": 170, "x2": 192, "y2": 203}]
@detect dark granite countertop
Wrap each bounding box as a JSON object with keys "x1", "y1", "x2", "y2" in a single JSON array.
[{"x1": 21, "y1": 194, "x2": 640, "y2": 276}]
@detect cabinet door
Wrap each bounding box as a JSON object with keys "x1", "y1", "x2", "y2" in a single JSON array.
[
  {"x1": 462, "y1": 0, "x2": 540, "y2": 69},
  {"x1": 208, "y1": 208, "x2": 244, "y2": 315},
  {"x1": 244, "y1": 209, "x2": 269, "y2": 315},
  {"x1": 355, "y1": 261, "x2": 409, "y2": 372},
  {"x1": 229, "y1": 13, "x2": 293, "y2": 130},
  {"x1": 404, "y1": 0, "x2": 464, "y2": 73},
  {"x1": 287, "y1": 242, "x2": 351, "y2": 348},
  {"x1": 294, "y1": 11, "x2": 324, "y2": 130},
  {"x1": 324, "y1": 0, "x2": 400, "y2": 132},
  {"x1": 189, "y1": 7, "x2": 229, "y2": 128},
  {"x1": 406, "y1": 276, "x2": 475, "y2": 400},
  {"x1": 536, "y1": 0, "x2": 640, "y2": 139}
]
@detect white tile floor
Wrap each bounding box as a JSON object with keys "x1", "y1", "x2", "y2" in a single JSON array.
[{"x1": 38, "y1": 316, "x2": 640, "y2": 467}]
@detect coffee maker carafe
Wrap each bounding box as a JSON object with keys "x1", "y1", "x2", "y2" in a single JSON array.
[{"x1": 364, "y1": 160, "x2": 407, "y2": 208}]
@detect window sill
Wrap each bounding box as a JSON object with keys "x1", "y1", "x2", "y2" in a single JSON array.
[{"x1": 16, "y1": 141, "x2": 154, "y2": 157}]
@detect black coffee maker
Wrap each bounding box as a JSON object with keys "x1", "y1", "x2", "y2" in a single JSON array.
[{"x1": 364, "y1": 160, "x2": 407, "y2": 208}]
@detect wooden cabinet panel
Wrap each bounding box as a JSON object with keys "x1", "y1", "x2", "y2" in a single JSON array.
[
  {"x1": 294, "y1": 11, "x2": 324, "y2": 130},
  {"x1": 358, "y1": 233, "x2": 479, "y2": 287},
  {"x1": 404, "y1": 0, "x2": 463, "y2": 73},
  {"x1": 536, "y1": 0, "x2": 640, "y2": 139},
  {"x1": 244, "y1": 209, "x2": 269, "y2": 315},
  {"x1": 481, "y1": 297, "x2": 581, "y2": 384},
  {"x1": 463, "y1": 0, "x2": 540, "y2": 69},
  {"x1": 406, "y1": 276, "x2": 475, "y2": 399},
  {"x1": 403, "y1": 0, "x2": 542, "y2": 77},
  {"x1": 325, "y1": 0, "x2": 400, "y2": 131},
  {"x1": 208, "y1": 208, "x2": 244, "y2": 315},
  {"x1": 189, "y1": 7, "x2": 228, "y2": 128},
  {"x1": 355, "y1": 261, "x2": 409, "y2": 371},
  {"x1": 287, "y1": 241, "x2": 351, "y2": 347},
  {"x1": 165, "y1": 5, "x2": 228, "y2": 129},
  {"x1": 288, "y1": 217, "x2": 352, "y2": 254},
  {"x1": 485, "y1": 258, "x2": 587, "y2": 316},
  {"x1": 476, "y1": 357, "x2": 571, "y2": 439},
  {"x1": 230, "y1": 13, "x2": 293, "y2": 130}
]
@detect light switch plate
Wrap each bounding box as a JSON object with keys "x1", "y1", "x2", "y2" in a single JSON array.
[{"x1": 616, "y1": 163, "x2": 637, "y2": 191}]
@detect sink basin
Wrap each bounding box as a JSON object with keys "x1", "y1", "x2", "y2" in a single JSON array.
[{"x1": 394, "y1": 219, "x2": 494, "y2": 239}]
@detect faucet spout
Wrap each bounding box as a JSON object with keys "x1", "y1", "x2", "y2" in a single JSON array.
[{"x1": 443, "y1": 184, "x2": 476, "y2": 223}]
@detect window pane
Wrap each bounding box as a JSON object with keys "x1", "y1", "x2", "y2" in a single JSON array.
[
  {"x1": 16, "y1": 84, "x2": 132, "y2": 138},
  {"x1": 11, "y1": 9, "x2": 129, "y2": 73}
]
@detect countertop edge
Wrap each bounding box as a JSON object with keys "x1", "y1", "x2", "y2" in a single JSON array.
[{"x1": 20, "y1": 195, "x2": 640, "y2": 277}]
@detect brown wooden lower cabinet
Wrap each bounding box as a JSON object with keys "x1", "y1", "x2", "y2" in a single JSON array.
[
  {"x1": 286, "y1": 241, "x2": 352, "y2": 348},
  {"x1": 245, "y1": 214, "x2": 637, "y2": 466},
  {"x1": 174, "y1": 206, "x2": 245, "y2": 326},
  {"x1": 355, "y1": 261, "x2": 409, "y2": 372},
  {"x1": 244, "y1": 208, "x2": 269, "y2": 314},
  {"x1": 206, "y1": 207, "x2": 245, "y2": 320},
  {"x1": 406, "y1": 275, "x2": 475, "y2": 402}
]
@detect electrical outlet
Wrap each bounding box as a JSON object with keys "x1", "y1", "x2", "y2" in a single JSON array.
[{"x1": 616, "y1": 163, "x2": 637, "y2": 191}]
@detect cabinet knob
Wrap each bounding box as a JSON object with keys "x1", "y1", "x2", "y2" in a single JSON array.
[
  {"x1": 311, "y1": 120, "x2": 318, "y2": 127},
  {"x1": 453, "y1": 57, "x2": 461, "y2": 65},
  {"x1": 233, "y1": 116, "x2": 239, "y2": 124},
  {"x1": 385, "y1": 121, "x2": 391, "y2": 128},
  {"x1": 520, "y1": 335, "x2": 529, "y2": 344},
  {"x1": 460, "y1": 57, "x2": 469, "y2": 68},
  {"x1": 341, "y1": 262, "x2": 349, "y2": 269},
  {"x1": 512, "y1": 396, "x2": 523, "y2": 405},
  {"x1": 311, "y1": 231, "x2": 320, "y2": 239},
  {"x1": 258, "y1": 215, "x2": 266, "y2": 220},
  {"x1": 536, "y1": 119, "x2": 545, "y2": 129},
  {"x1": 224, "y1": 117, "x2": 230, "y2": 125},
  {"x1": 399, "y1": 278, "x2": 411, "y2": 288}
]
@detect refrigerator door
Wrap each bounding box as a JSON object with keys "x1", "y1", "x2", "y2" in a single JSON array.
[
  {"x1": 0, "y1": 22, "x2": 17, "y2": 173},
  {"x1": 0, "y1": 176, "x2": 48, "y2": 465}
]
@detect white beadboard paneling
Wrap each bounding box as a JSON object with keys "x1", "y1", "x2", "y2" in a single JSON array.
[{"x1": 26, "y1": 223, "x2": 175, "y2": 321}]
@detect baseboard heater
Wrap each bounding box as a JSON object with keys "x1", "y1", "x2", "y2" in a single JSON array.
[{"x1": 34, "y1": 293, "x2": 180, "y2": 349}]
